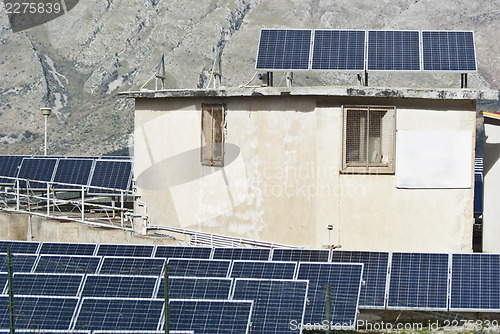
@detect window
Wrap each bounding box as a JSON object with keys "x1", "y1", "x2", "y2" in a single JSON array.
[
  {"x1": 342, "y1": 105, "x2": 395, "y2": 174},
  {"x1": 201, "y1": 104, "x2": 225, "y2": 166}
]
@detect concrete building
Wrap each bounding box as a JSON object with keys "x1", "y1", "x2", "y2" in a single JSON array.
[{"x1": 122, "y1": 85, "x2": 497, "y2": 253}]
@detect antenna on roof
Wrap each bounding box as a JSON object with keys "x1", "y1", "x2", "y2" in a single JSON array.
[
  {"x1": 206, "y1": 45, "x2": 224, "y2": 89},
  {"x1": 140, "y1": 53, "x2": 166, "y2": 91}
]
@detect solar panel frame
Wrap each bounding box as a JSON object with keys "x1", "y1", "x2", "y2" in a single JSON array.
[
  {"x1": 98, "y1": 256, "x2": 166, "y2": 276},
  {"x1": 212, "y1": 247, "x2": 271, "y2": 261},
  {"x1": 6, "y1": 273, "x2": 85, "y2": 296},
  {"x1": 156, "y1": 276, "x2": 233, "y2": 300},
  {"x1": 0, "y1": 155, "x2": 25, "y2": 185},
  {"x1": 34, "y1": 255, "x2": 102, "y2": 274},
  {"x1": 87, "y1": 159, "x2": 133, "y2": 195},
  {"x1": 93, "y1": 331, "x2": 192, "y2": 334},
  {"x1": 96, "y1": 244, "x2": 155, "y2": 257},
  {"x1": 271, "y1": 248, "x2": 330, "y2": 262},
  {"x1": 367, "y1": 30, "x2": 421, "y2": 71},
  {"x1": 229, "y1": 260, "x2": 297, "y2": 279},
  {"x1": 166, "y1": 258, "x2": 231, "y2": 278},
  {"x1": 39, "y1": 242, "x2": 97, "y2": 256},
  {"x1": 16, "y1": 157, "x2": 59, "y2": 190},
  {"x1": 0, "y1": 253, "x2": 37, "y2": 272},
  {"x1": 52, "y1": 158, "x2": 94, "y2": 191},
  {"x1": 0, "y1": 240, "x2": 40, "y2": 254},
  {"x1": 255, "y1": 29, "x2": 313, "y2": 71},
  {"x1": 81, "y1": 274, "x2": 158, "y2": 299}
]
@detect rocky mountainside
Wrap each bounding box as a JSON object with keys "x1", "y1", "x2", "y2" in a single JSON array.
[{"x1": 0, "y1": 0, "x2": 499, "y2": 155}]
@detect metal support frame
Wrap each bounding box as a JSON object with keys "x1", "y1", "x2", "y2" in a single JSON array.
[{"x1": 461, "y1": 73, "x2": 468, "y2": 89}]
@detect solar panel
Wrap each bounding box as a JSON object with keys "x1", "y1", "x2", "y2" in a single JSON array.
[
  {"x1": 0, "y1": 253, "x2": 37, "y2": 272},
  {"x1": 0, "y1": 155, "x2": 25, "y2": 185},
  {"x1": 422, "y1": 31, "x2": 477, "y2": 71},
  {"x1": 9, "y1": 273, "x2": 84, "y2": 296},
  {"x1": 296, "y1": 262, "x2": 363, "y2": 329},
  {"x1": 52, "y1": 158, "x2": 94, "y2": 190},
  {"x1": 331, "y1": 250, "x2": 389, "y2": 309},
  {"x1": 157, "y1": 277, "x2": 233, "y2": 299},
  {"x1": 0, "y1": 240, "x2": 39, "y2": 254},
  {"x1": 230, "y1": 260, "x2": 297, "y2": 279},
  {"x1": 474, "y1": 173, "x2": 483, "y2": 214},
  {"x1": 367, "y1": 30, "x2": 420, "y2": 71},
  {"x1": 232, "y1": 279, "x2": 308, "y2": 334},
  {"x1": 35, "y1": 255, "x2": 101, "y2": 274},
  {"x1": 388, "y1": 252, "x2": 449, "y2": 310},
  {"x1": 88, "y1": 160, "x2": 132, "y2": 195},
  {"x1": 96, "y1": 244, "x2": 154, "y2": 257},
  {"x1": 17, "y1": 158, "x2": 58, "y2": 189},
  {"x1": 39, "y1": 242, "x2": 97, "y2": 256},
  {"x1": 74, "y1": 298, "x2": 164, "y2": 331},
  {"x1": 312, "y1": 30, "x2": 366, "y2": 70},
  {"x1": 168, "y1": 299, "x2": 253, "y2": 334},
  {"x1": 255, "y1": 29, "x2": 312, "y2": 70},
  {"x1": 0, "y1": 274, "x2": 6, "y2": 294},
  {"x1": 93, "y1": 332, "x2": 192, "y2": 334},
  {"x1": 154, "y1": 246, "x2": 212, "y2": 259},
  {"x1": 82, "y1": 275, "x2": 157, "y2": 298},
  {"x1": 99, "y1": 257, "x2": 165, "y2": 276},
  {"x1": 450, "y1": 253, "x2": 500, "y2": 311},
  {"x1": 212, "y1": 248, "x2": 271, "y2": 261},
  {"x1": 272, "y1": 249, "x2": 330, "y2": 262},
  {"x1": 0, "y1": 295, "x2": 79, "y2": 330},
  {"x1": 166, "y1": 259, "x2": 231, "y2": 278}
]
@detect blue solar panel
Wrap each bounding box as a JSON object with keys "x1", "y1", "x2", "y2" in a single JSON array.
[
  {"x1": 40, "y1": 242, "x2": 97, "y2": 256},
  {"x1": 0, "y1": 253, "x2": 37, "y2": 272},
  {"x1": 450, "y1": 253, "x2": 500, "y2": 311},
  {"x1": 0, "y1": 295, "x2": 79, "y2": 330},
  {"x1": 272, "y1": 249, "x2": 330, "y2": 262},
  {"x1": 99, "y1": 257, "x2": 165, "y2": 276},
  {"x1": 255, "y1": 29, "x2": 312, "y2": 70},
  {"x1": 88, "y1": 160, "x2": 132, "y2": 195},
  {"x1": 168, "y1": 299, "x2": 253, "y2": 334},
  {"x1": 367, "y1": 30, "x2": 420, "y2": 71},
  {"x1": 154, "y1": 246, "x2": 212, "y2": 259},
  {"x1": 17, "y1": 158, "x2": 58, "y2": 189},
  {"x1": 35, "y1": 255, "x2": 101, "y2": 274},
  {"x1": 0, "y1": 240, "x2": 39, "y2": 254},
  {"x1": 474, "y1": 173, "x2": 483, "y2": 214},
  {"x1": 167, "y1": 259, "x2": 231, "y2": 278},
  {"x1": 388, "y1": 253, "x2": 449, "y2": 310},
  {"x1": 296, "y1": 262, "x2": 363, "y2": 329},
  {"x1": 212, "y1": 248, "x2": 270, "y2": 261},
  {"x1": 0, "y1": 274, "x2": 6, "y2": 294},
  {"x1": 82, "y1": 275, "x2": 157, "y2": 298},
  {"x1": 96, "y1": 244, "x2": 154, "y2": 257},
  {"x1": 422, "y1": 31, "x2": 477, "y2": 71},
  {"x1": 232, "y1": 279, "x2": 308, "y2": 334},
  {"x1": 9, "y1": 273, "x2": 84, "y2": 296},
  {"x1": 230, "y1": 260, "x2": 297, "y2": 279},
  {"x1": 312, "y1": 30, "x2": 366, "y2": 70},
  {"x1": 0, "y1": 155, "x2": 24, "y2": 185},
  {"x1": 52, "y1": 158, "x2": 94, "y2": 190},
  {"x1": 74, "y1": 298, "x2": 164, "y2": 331},
  {"x1": 331, "y1": 250, "x2": 389, "y2": 309},
  {"x1": 157, "y1": 277, "x2": 233, "y2": 299}
]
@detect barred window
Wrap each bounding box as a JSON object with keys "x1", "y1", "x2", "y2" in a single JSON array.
[
  {"x1": 201, "y1": 104, "x2": 225, "y2": 167},
  {"x1": 342, "y1": 105, "x2": 395, "y2": 174}
]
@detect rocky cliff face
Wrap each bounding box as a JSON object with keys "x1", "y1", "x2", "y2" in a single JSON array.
[{"x1": 0, "y1": 0, "x2": 499, "y2": 155}]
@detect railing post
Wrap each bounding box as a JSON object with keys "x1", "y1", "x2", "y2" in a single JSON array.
[
  {"x1": 120, "y1": 191, "x2": 124, "y2": 228},
  {"x1": 46, "y1": 183, "x2": 50, "y2": 216},
  {"x1": 81, "y1": 185, "x2": 85, "y2": 223},
  {"x1": 15, "y1": 179, "x2": 19, "y2": 211}
]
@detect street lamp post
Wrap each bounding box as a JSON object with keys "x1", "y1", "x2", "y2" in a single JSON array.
[{"x1": 41, "y1": 107, "x2": 51, "y2": 156}]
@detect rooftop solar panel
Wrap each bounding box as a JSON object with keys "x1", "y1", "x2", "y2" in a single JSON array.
[
  {"x1": 0, "y1": 274, "x2": 6, "y2": 294},
  {"x1": 39, "y1": 242, "x2": 97, "y2": 256},
  {"x1": 0, "y1": 240, "x2": 39, "y2": 254},
  {"x1": 331, "y1": 250, "x2": 389, "y2": 309},
  {"x1": 0, "y1": 155, "x2": 25, "y2": 185},
  {"x1": 96, "y1": 244, "x2": 154, "y2": 257},
  {"x1": 422, "y1": 31, "x2": 477, "y2": 71},
  {"x1": 99, "y1": 257, "x2": 165, "y2": 276},
  {"x1": 35, "y1": 255, "x2": 101, "y2": 274},
  {"x1": 0, "y1": 295, "x2": 79, "y2": 330},
  {"x1": 450, "y1": 253, "x2": 500, "y2": 311},
  {"x1": 296, "y1": 262, "x2": 363, "y2": 329},
  {"x1": 74, "y1": 298, "x2": 164, "y2": 331},
  {"x1": 9, "y1": 273, "x2": 84, "y2": 296},
  {"x1": 367, "y1": 30, "x2": 420, "y2": 71},
  {"x1": 255, "y1": 29, "x2": 312, "y2": 71},
  {"x1": 52, "y1": 158, "x2": 94, "y2": 190},
  {"x1": 157, "y1": 277, "x2": 233, "y2": 299},
  {"x1": 0, "y1": 253, "x2": 37, "y2": 272},
  {"x1": 312, "y1": 30, "x2": 366, "y2": 70},
  {"x1": 88, "y1": 160, "x2": 132, "y2": 195},
  {"x1": 154, "y1": 246, "x2": 212, "y2": 259},
  {"x1": 166, "y1": 259, "x2": 231, "y2": 278},
  {"x1": 388, "y1": 253, "x2": 449, "y2": 310},
  {"x1": 168, "y1": 299, "x2": 253, "y2": 334},
  {"x1": 230, "y1": 260, "x2": 297, "y2": 279},
  {"x1": 17, "y1": 158, "x2": 58, "y2": 189},
  {"x1": 82, "y1": 275, "x2": 158, "y2": 298},
  {"x1": 212, "y1": 247, "x2": 271, "y2": 261},
  {"x1": 93, "y1": 332, "x2": 192, "y2": 334},
  {"x1": 272, "y1": 249, "x2": 330, "y2": 262},
  {"x1": 232, "y1": 279, "x2": 308, "y2": 334}
]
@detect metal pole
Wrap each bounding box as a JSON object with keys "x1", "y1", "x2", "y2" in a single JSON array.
[
  {"x1": 325, "y1": 284, "x2": 331, "y2": 334},
  {"x1": 7, "y1": 245, "x2": 15, "y2": 334},
  {"x1": 44, "y1": 115, "x2": 47, "y2": 156},
  {"x1": 164, "y1": 263, "x2": 169, "y2": 334}
]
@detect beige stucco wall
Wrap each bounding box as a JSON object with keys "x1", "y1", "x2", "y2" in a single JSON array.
[{"x1": 134, "y1": 95, "x2": 476, "y2": 252}]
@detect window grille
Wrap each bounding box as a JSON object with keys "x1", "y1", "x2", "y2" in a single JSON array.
[{"x1": 201, "y1": 104, "x2": 225, "y2": 167}]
